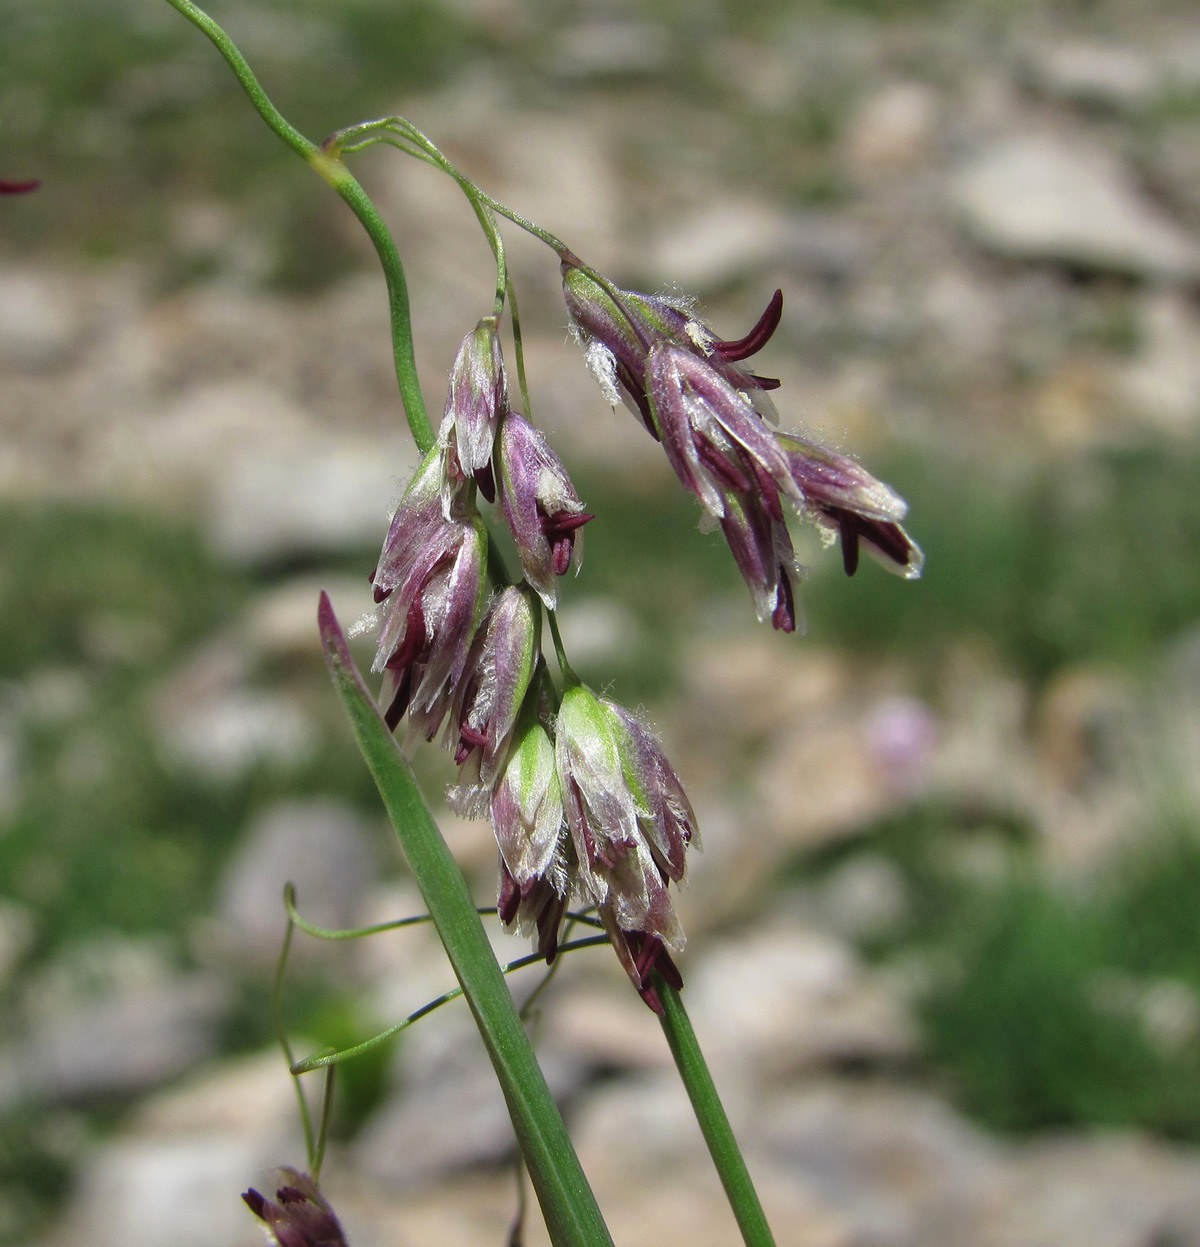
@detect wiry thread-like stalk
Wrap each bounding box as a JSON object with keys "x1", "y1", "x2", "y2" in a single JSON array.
[{"x1": 161, "y1": 0, "x2": 434, "y2": 453}]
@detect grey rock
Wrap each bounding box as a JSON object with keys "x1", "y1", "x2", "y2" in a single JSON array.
[
  {"x1": 844, "y1": 82, "x2": 940, "y2": 176},
  {"x1": 1115, "y1": 293, "x2": 1200, "y2": 431},
  {"x1": 915, "y1": 266, "x2": 1006, "y2": 367},
  {"x1": 159, "y1": 686, "x2": 317, "y2": 781},
  {"x1": 242, "y1": 574, "x2": 378, "y2": 665},
  {"x1": 553, "y1": 595, "x2": 642, "y2": 670},
  {"x1": 206, "y1": 432, "x2": 414, "y2": 564},
  {"x1": 763, "y1": 1083, "x2": 1002, "y2": 1247},
  {"x1": 951, "y1": 133, "x2": 1200, "y2": 281},
  {"x1": 0, "y1": 270, "x2": 83, "y2": 371},
  {"x1": 41, "y1": 1050, "x2": 301, "y2": 1247},
  {"x1": 686, "y1": 920, "x2": 918, "y2": 1080},
  {"x1": 542, "y1": 983, "x2": 670, "y2": 1072},
  {"x1": 547, "y1": 18, "x2": 672, "y2": 80},
  {"x1": 781, "y1": 214, "x2": 870, "y2": 283},
  {"x1": 1022, "y1": 40, "x2": 1160, "y2": 112},
  {"x1": 215, "y1": 798, "x2": 379, "y2": 966},
  {"x1": 977, "y1": 1133, "x2": 1200, "y2": 1247},
  {"x1": 355, "y1": 1014, "x2": 588, "y2": 1187},
  {"x1": 44, "y1": 1135, "x2": 266, "y2": 1247},
  {"x1": 0, "y1": 973, "x2": 229, "y2": 1107},
  {"x1": 648, "y1": 199, "x2": 793, "y2": 290},
  {"x1": 101, "y1": 379, "x2": 314, "y2": 512},
  {"x1": 810, "y1": 854, "x2": 910, "y2": 944},
  {"x1": 756, "y1": 706, "x2": 911, "y2": 852}
]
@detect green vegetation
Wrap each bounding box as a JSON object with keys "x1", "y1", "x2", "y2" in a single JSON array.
[
  {"x1": 791, "y1": 799, "x2": 1200, "y2": 1139},
  {"x1": 0, "y1": 0, "x2": 481, "y2": 273},
  {"x1": 0, "y1": 504, "x2": 382, "y2": 968},
  {"x1": 806, "y1": 439, "x2": 1200, "y2": 680},
  {"x1": 575, "y1": 436, "x2": 1200, "y2": 693}
]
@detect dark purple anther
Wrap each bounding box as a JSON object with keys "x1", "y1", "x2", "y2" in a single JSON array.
[
  {"x1": 772, "y1": 570, "x2": 797, "y2": 633},
  {"x1": 473, "y1": 462, "x2": 496, "y2": 503},
  {"x1": 713, "y1": 288, "x2": 783, "y2": 361},
  {"x1": 539, "y1": 506, "x2": 594, "y2": 576}
]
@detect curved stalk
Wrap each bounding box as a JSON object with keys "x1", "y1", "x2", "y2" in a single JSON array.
[{"x1": 161, "y1": 0, "x2": 434, "y2": 452}]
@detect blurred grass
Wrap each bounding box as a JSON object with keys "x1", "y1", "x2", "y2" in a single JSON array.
[
  {"x1": 0, "y1": 0, "x2": 483, "y2": 276},
  {"x1": 0, "y1": 505, "x2": 381, "y2": 971},
  {"x1": 806, "y1": 440, "x2": 1200, "y2": 680},
  {"x1": 790, "y1": 797, "x2": 1200, "y2": 1139},
  {"x1": 922, "y1": 868, "x2": 1200, "y2": 1137},
  {"x1": 574, "y1": 437, "x2": 1200, "y2": 689}
]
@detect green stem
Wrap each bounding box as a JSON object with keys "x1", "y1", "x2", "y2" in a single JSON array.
[
  {"x1": 291, "y1": 936, "x2": 609, "y2": 1073},
  {"x1": 547, "y1": 611, "x2": 575, "y2": 684},
  {"x1": 319, "y1": 595, "x2": 612, "y2": 1247},
  {"x1": 656, "y1": 979, "x2": 778, "y2": 1247},
  {"x1": 161, "y1": 0, "x2": 434, "y2": 453}
]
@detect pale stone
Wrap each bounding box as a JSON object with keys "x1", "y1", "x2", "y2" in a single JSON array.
[
  {"x1": 686, "y1": 920, "x2": 918, "y2": 1079},
  {"x1": 0, "y1": 270, "x2": 83, "y2": 371},
  {"x1": 952, "y1": 133, "x2": 1200, "y2": 280},
  {"x1": 648, "y1": 199, "x2": 793, "y2": 290},
  {"x1": 214, "y1": 799, "x2": 379, "y2": 966},
  {"x1": 1116, "y1": 293, "x2": 1200, "y2": 431},
  {"x1": 845, "y1": 82, "x2": 939, "y2": 176},
  {"x1": 1023, "y1": 40, "x2": 1159, "y2": 112}
]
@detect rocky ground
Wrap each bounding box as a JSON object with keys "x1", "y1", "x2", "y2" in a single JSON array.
[{"x1": 5, "y1": 0, "x2": 1200, "y2": 1244}]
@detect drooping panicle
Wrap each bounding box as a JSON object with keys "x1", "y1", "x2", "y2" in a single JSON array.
[
  {"x1": 242, "y1": 1169, "x2": 349, "y2": 1247},
  {"x1": 564, "y1": 257, "x2": 922, "y2": 629},
  {"x1": 440, "y1": 316, "x2": 507, "y2": 504},
  {"x1": 554, "y1": 683, "x2": 695, "y2": 1012},
  {"x1": 496, "y1": 411, "x2": 593, "y2": 609}
]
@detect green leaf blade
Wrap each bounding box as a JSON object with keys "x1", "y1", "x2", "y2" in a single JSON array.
[{"x1": 317, "y1": 593, "x2": 612, "y2": 1247}]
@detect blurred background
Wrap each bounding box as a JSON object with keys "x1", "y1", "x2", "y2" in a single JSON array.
[{"x1": 4, "y1": 0, "x2": 1200, "y2": 1243}]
